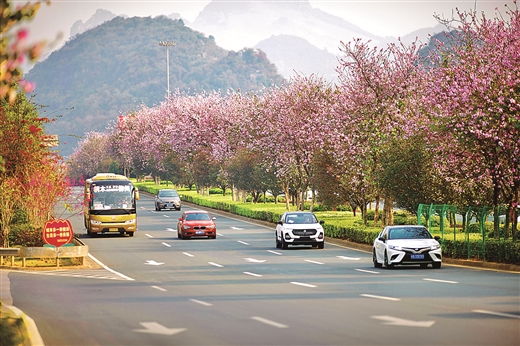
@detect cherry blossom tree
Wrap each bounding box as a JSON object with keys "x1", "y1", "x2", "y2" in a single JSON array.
[
  {"x1": 425, "y1": 3, "x2": 520, "y2": 238},
  {"x1": 247, "y1": 74, "x2": 334, "y2": 210},
  {"x1": 332, "y1": 37, "x2": 429, "y2": 225}
]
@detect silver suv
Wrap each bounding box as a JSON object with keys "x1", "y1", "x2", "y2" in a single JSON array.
[
  {"x1": 275, "y1": 211, "x2": 325, "y2": 249},
  {"x1": 155, "y1": 189, "x2": 181, "y2": 211}
]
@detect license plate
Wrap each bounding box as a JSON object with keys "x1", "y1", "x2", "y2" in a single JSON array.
[
  {"x1": 167, "y1": 203, "x2": 173, "y2": 207},
  {"x1": 196, "y1": 231, "x2": 204, "y2": 235},
  {"x1": 411, "y1": 254, "x2": 424, "y2": 260},
  {"x1": 109, "y1": 228, "x2": 118, "y2": 232}
]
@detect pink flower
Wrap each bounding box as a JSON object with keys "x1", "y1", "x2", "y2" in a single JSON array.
[{"x1": 17, "y1": 29, "x2": 28, "y2": 41}]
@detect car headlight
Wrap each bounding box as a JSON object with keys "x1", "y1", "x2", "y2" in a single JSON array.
[
  {"x1": 389, "y1": 244, "x2": 402, "y2": 251},
  {"x1": 206, "y1": 225, "x2": 215, "y2": 229},
  {"x1": 183, "y1": 225, "x2": 191, "y2": 230},
  {"x1": 431, "y1": 244, "x2": 440, "y2": 250},
  {"x1": 91, "y1": 220, "x2": 102, "y2": 225},
  {"x1": 125, "y1": 219, "x2": 135, "y2": 224}
]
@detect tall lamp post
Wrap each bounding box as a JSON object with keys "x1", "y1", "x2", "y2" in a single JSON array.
[{"x1": 158, "y1": 40, "x2": 176, "y2": 98}]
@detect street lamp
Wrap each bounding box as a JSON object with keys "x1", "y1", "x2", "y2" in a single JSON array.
[{"x1": 158, "y1": 40, "x2": 176, "y2": 98}]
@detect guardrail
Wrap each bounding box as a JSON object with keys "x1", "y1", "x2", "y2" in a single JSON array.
[
  {"x1": 0, "y1": 244, "x2": 89, "y2": 268},
  {"x1": 0, "y1": 248, "x2": 20, "y2": 266}
]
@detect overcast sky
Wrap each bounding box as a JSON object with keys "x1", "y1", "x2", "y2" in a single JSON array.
[{"x1": 15, "y1": 0, "x2": 514, "y2": 49}]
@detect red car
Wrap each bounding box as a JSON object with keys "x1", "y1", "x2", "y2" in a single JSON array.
[{"x1": 177, "y1": 210, "x2": 217, "y2": 239}]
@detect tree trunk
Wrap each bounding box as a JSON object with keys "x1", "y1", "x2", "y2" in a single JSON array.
[{"x1": 374, "y1": 196, "x2": 380, "y2": 227}]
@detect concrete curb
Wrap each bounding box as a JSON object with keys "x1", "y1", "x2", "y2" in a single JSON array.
[{"x1": 6, "y1": 304, "x2": 45, "y2": 346}]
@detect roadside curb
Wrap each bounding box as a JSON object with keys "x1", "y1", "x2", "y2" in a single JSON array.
[{"x1": 5, "y1": 304, "x2": 45, "y2": 346}]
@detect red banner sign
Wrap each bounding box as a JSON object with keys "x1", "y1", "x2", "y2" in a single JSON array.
[{"x1": 43, "y1": 219, "x2": 74, "y2": 247}]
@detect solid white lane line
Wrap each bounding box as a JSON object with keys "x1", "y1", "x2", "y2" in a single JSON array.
[
  {"x1": 231, "y1": 227, "x2": 244, "y2": 230},
  {"x1": 305, "y1": 259, "x2": 324, "y2": 265},
  {"x1": 182, "y1": 252, "x2": 194, "y2": 257},
  {"x1": 163, "y1": 215, "x2": 170, "y2": 218},
  {"x1": 473, "y1": 310, "x2": 520, "y2": 319},
  {"x1": 217, "y1": 232, "x2": 223, "y2": 236},
  {"x1": 191, "y1": 299, "x2": 213, "y2": 306},
  {"x1": 355, "y1": 269, "x2": 380, "y2": 274},
  {"x1": 337, "y1": 256, "x2": 361, "y2": 260},
  {"x1": 87, "y1": 254, "x2": 135, "y2": 281},
  {"x1": 166, "y1": 228, "x2": 176, "y2": 232},
  {"x1": 361, "y1": 294, "x2": 400, "y2": 301},
  {"x1": 237, "y1": 240, "x2": 250, "y2": 245},
  {"x1": 245, "y1": 258, "x2": 266, "y2": 263},
  {"x1": 209, "y1": 262, "x2": 223, "y2": 267},
  {"x1": 251, "y1": 316, "x2": 288, "y2": 328},
  {"x1": 267, "y1": 250, "x2": 282, "y2": 255},
  {"x1": 161, "y1": 242, "x2": 171, "y2": 247},
  {"x1": 151, "y1": 285, "x2": 167, "y2": 292},
  {"x1": 423, "y1": 278, "x2": 458, "y2": 284},
  {"x1": 145, "y1": 234, "x2": 153, "y2": 238},
  {"x1": 244, "y1": 272, "x2": 262, "y2": 277},
  {"x1": 291, "y1": 282, "x2": 317, "y2": 288}
]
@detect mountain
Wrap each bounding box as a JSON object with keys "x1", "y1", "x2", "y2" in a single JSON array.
[
  {"x1": 70, "y1": 9, "x2": 119, "y2": 37},
  {"x1": 401, "y1": 24, "x2": 446, "y2": 46},
  {"x1": 255, "y1": 35, "x2": 339, "y2": 81},
  {"x1": 189, "y1": 0, "x2": 387, "y2": 57},
  {"x1": 25, "y1": 16, "x2": 284, "y2": 157}
]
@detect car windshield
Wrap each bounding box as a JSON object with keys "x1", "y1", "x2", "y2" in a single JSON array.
[
  {"x1": 159, "y1": 190, "x2": 178, "y2": 197},
  {"x1": 185, "y1": 213, "x2": 210, "y2": 221},
  {"x1": 285, "y1": 213, "x2": 317, "y2": 224},
  {"x1": 388, "y1": 227, "x2": 432, "y2": 240}
]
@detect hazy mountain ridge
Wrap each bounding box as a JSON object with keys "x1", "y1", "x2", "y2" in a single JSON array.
[
  {"x1": 255, "y1": 35, "x2": 339, "y2": 82},
  {"x1": 70, "y1": 9, "x2": 119, "y2": 37},
  {"x1": 190, "y1": 0, "x2": 384, "y2": 54}
]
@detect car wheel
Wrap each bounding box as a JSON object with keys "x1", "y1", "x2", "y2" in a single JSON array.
[
  {"x1": 211, "y1": 235, "x2": 216, "y2": 239},
  {"x1": 281, "y1": 237, "x2": 288, "y2": 250},
  {"x1": 432, "y1": 262, "x2": 441, "y2": 269},
  {"x1": 384, "y1": 251, "x2": 394, "y2": 269},
  {"x1": 373, "y1": 250, "x2": 382, "y2": 268},
  {"x1": 318, "y1": 242, "x2": 324, "y2": 249},
  {"x1": 127, "y1": 232, "x2": 134, "y2": 237},
  {"x1": 155, "y1": 204, "x2": 159, "y2": 211},
  {"x1": 177, "y1": 230, "x2": 181, "y2": 239}
]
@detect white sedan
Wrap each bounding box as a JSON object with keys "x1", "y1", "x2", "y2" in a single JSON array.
[{"x1": 373, "y1": 225, "x2": 442, "y2": 269}]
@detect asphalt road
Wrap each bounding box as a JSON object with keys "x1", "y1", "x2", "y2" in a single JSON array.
[{"x1": 7, "y1": 193, "x2": 520, "y2": 345}]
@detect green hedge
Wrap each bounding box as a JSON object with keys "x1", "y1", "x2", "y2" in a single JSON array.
[{"x1": 441, "y1": 239, "x2": 520, "y2": 264}]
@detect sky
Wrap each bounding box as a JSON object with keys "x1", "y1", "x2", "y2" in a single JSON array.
[{"x1": 14, "y1": 0, "x2": 515, "y2": 52}]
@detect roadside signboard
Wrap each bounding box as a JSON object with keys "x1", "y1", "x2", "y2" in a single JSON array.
[{"x1": 43, "y1": 219, "x2": 74, "y2": 247}]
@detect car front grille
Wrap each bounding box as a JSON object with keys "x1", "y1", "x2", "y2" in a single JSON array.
[
  {"x1": 193, "y1": 226, "x2": 206, "y2": 230},
  {"x1": 292, "y1": 229, "x2": 317, "y2": 236},
  {"x1": 402, "y1": 247, "x2": 430, "y2": 254}
]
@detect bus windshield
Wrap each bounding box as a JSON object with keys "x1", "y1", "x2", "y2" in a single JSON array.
[{"x1": 91, "y1": 183, "x2": 134, "y2": 210}]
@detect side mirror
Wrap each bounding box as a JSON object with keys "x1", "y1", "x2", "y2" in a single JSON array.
[
  {"x1": 378, "y1": 237, "x2": 385, "y2": 243},
  {"x1": 178, "y1": 218, "x2": 182, "y2": 221},
  {"x1": 135, "y1": 189, "x2": 140, "y2": 200},
  {"x1": 277, "y1": 221, "x2": 283, "y2": 225},
  {"x1": 319, "y1": 220, "x2": 325, "y2": 225},
  {"x1": 212, "y1": 217, "x2": 216, "y2": 220},
  {"x1": 434, "y1": 236, "x2": 441, "y2": 241}
]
